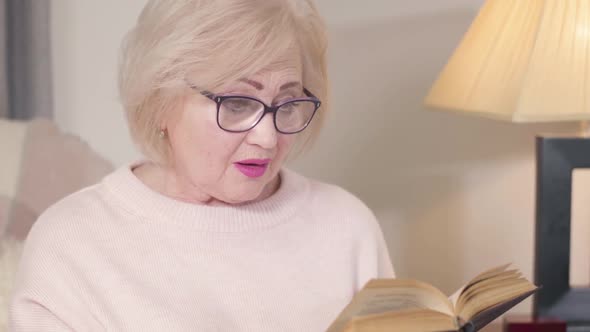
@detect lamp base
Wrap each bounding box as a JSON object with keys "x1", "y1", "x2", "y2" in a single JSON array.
[{"x1": 534, "y1": 136, "x2": 590, "y2": 322}]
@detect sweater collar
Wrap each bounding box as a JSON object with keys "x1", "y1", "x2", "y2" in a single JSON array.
[{"x1": 101, "y1": 161, "x2": 309, "y2": 233}]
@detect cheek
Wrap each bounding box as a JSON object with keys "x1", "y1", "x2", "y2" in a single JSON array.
[
  {"x1": 188, "y1": 124, "x2": 244, "y2": 169},
  {"x1": 170, "y1": 107, "x2": 243, "y2": 171},
  {"x1": 275, "y1": 135, "x2": 297, "y2": 159}
]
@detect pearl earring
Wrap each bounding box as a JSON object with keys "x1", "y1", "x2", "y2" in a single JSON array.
[{"x1": 159, "y1": 129, "x2": 166, "y2": 139}]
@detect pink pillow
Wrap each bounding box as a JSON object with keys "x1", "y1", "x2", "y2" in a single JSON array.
[{"x1": 1, "y1": 118, "x2": 113, "y2": 241}]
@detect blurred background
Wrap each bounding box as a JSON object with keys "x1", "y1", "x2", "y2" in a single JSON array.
[{"x1": 4, "y1": 0, "x2": 590, "y2": 317}]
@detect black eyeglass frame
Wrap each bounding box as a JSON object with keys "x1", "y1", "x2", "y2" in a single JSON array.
[{"x1": 189, "y1": 85, "x2": 322, "y2": 134}]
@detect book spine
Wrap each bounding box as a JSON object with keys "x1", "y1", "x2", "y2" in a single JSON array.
[{"x1": 461, "y1": 321, "x2": 476, "y2": 332}]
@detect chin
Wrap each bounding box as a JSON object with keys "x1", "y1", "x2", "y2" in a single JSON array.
[
  {"x1": 223, "y1": 186, "x2": 265, "y2": 205},
  {"x1": 221, "y1": 171, "x2": 277, "y2": 204}
]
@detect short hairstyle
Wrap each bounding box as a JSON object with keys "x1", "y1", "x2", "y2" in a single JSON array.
[{"x1": 118, "y1": 0, "x2": 329, "y2": 163}]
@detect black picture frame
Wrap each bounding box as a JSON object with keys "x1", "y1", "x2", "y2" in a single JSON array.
[{"x1": 533, "y1": 136, "x2": 590, "y2": 323}]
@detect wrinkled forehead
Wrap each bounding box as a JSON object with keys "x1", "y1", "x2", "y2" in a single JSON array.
[
  {"x1": 185, "y1": 42, "x2": 304, "y2": 94},
  {"x1": 221, "y1": 51, "x2": 303, "y2": 92},
  {"x1": 265, "y1": 48, "x2": 303, "y2": 73},
  {"x1": 247, "y1": 46, "x2": 303, "y2": 80}
]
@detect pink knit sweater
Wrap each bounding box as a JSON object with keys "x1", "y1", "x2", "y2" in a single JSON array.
[{"x1": 9, "y1": 164, "x2": 395, "y2": 332}]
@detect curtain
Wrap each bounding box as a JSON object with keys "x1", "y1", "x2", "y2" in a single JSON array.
[
  {"x1": 0, "y1": 0, "x2": 7, "y2": 118},
  {"x1": 1, "y1": 0, "x2": 52, "y2": 119}
]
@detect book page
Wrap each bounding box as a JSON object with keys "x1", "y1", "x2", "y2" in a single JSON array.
[
  {"x1": 448, "y1": 286, "x2": 465, "y2": 308},
  {"x1": 459, "y1": 280, "x2": 537, "y2": 320},
  {"x1": 448, "y1": 266, "x2": 512, "y2": 310},
  {"x1": 326, "y1": 279, "x2": 454, "y2": 332},
  {"x1": 466, "y1": 289, "x2": 537, "y2": 331},
  {"x1": 346, "y1": 309, "x2": 458, "y2": 332},
  {"x1": 455, "y1": 264, "x2": 537, "y2": 321},
  {"x1": 463, "y1": 264, "x2": 512, "y2": 288},
  {"x1": 359, "y1": 279, "x2": 454, "y2": 315},
  {"x1": 454, "y1": 264, "x2": 513, "y2": 314}
]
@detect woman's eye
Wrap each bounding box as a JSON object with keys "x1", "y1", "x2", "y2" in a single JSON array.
[
  {"x1": 225, "y1": 100, "x2": 251, "y2": 111},
  {"x1": 281, "y1": 103, "x2": 299, "y2": 113}
]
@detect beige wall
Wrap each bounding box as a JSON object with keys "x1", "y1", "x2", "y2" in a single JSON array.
[{"x1": 50, "y1": 0, "x2": 590, "y2": 316}]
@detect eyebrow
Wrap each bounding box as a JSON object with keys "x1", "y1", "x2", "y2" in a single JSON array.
[{"x1": 238, "y1": 78, "x2": 302, "y2": 91}]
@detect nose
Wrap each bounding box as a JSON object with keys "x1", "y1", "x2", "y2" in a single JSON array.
[{"x1": 245, "y1": 112, "x2": 278, "y2": 149}]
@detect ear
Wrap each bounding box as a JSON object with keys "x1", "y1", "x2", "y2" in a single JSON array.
[
  {"x1": 157, "y1": 92, "x2": 189, "y2": 135},
  {"x1": 158, "y1": 129, "x2": 167, "y2": 139}
]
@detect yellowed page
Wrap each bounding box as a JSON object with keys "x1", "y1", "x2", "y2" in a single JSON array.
[
  {"x1": 460, "y1": 278, "x2": 527, "y2": 310},
  {"x1": 465, "y1": 264, "x2": 512, "y2": 286},
  {"x1": 344, "y1": 309, "x2": 458, "y2": 332},
  {"x1": 449, "y1": 265, "x2": 513, "y2": 313},
  {"x1": 326, "y1": 279, "x2": 454, "y2": 332},
  {"x1": 456, "y1": 270, "x2": 522, "y2": 313},
  {"x1": 448, "y1": 286, "x2": 465, "y2": 309},
  {"x1": 460, "y1": 280, "x2": 537, "y2": 320}
]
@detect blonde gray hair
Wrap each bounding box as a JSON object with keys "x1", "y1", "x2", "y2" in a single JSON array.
[{"x1": 119, "y1": 0, "x2": 329, "y2": 163}]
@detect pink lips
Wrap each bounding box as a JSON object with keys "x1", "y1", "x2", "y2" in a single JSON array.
[{"x1": 234, "y1": 159, "x2": 271, "y2": 178}]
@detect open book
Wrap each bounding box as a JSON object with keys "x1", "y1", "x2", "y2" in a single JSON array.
[{"x1": 326, "y1": 264, "x2": 538, "y2": 332}]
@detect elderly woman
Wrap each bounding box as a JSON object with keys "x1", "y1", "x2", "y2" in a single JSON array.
[{"x1": 9, "y1": 0, "x2": 394, "y2": 331}]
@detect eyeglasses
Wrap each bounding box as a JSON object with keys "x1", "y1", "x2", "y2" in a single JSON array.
[{"x1": 189, "y1": 85, "x2": 321, "y2": 134}]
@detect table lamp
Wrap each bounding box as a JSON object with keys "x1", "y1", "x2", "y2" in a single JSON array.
[{"x1": 424, "y1": 0, "x2": 590, "y2": 326}]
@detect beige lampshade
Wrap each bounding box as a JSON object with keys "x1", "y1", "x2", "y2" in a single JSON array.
[{"x1": 424, "y1": 0, "x2": 590, "y2": 122}]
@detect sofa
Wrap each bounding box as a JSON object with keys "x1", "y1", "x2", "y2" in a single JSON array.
[{"x1": 0, "y1": 118, "x2": 113, "y2": 330}]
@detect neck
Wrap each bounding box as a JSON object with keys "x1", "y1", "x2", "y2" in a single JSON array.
[{"x1": 132, "y1": 162, "x2": 280, "y2": 206}]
